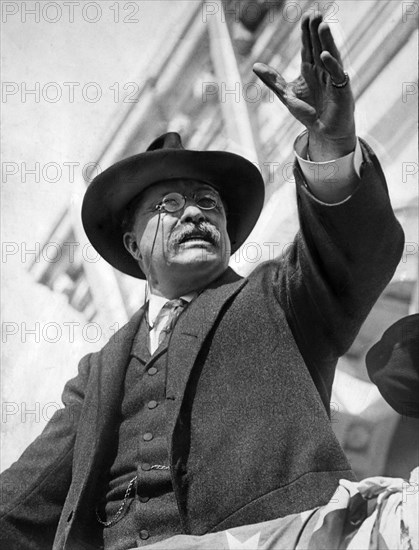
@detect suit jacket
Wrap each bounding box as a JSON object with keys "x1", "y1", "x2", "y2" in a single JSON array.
[{"x1": 0, "y1": 141, "x2": 404, "y2": 550}]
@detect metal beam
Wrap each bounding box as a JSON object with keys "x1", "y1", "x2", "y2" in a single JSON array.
[{"x1": 206, "y1": 0, "x2": 258, "y2": 163}]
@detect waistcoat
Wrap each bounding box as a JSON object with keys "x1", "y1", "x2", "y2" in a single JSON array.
[{"x1": 101, "y1": 318, "x2": 182, "y2": 549}]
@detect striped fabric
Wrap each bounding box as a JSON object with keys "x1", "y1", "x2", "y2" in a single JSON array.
[
  {"x1": 132, "y1": 468, "x2": 419, "y2": 550},
  {"x1": 154, "y1": 299, "x2": 187, "y2": 349}
]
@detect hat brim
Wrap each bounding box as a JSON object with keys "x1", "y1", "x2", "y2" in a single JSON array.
[{"x1": 81, "y1": 149, "x2": 265, "y2": 278}]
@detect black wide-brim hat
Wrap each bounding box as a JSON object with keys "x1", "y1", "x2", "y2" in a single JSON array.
[
  {"x1": 82, "y1": 132, "x2": 265, "y2": 279},
  {"x1": 366, "y1": 314, "x2": 419, "y2": 418}
]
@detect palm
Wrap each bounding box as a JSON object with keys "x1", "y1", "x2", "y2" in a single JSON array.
[{"x1": 284, "y1": 63, "x2": 352, "y2": 136}]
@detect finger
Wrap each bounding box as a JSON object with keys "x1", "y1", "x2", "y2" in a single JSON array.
[
  {"x1": 301, "y1": 13, "x2": 313, "y2": 64},
  {"x1": 253, "y1": 62, "x2": 287, "y2": 101},
  {"x1": 320, "y1": 51, "x2": 347, "y2": 85},
  {"x1": 309, "y1": 13, "x2": 323, "y2": 65},
  {"x1": 318, "y1": 22, "x2": 343, "y2": 66}
]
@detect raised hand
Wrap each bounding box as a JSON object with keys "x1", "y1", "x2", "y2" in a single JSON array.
[{"x1": 253, "y1": 13, "x2": 356, "y2": 161}]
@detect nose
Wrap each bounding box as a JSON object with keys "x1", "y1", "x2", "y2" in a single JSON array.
[{"x1": 179, "y1": 202, "x2": 206, "y2": 224}]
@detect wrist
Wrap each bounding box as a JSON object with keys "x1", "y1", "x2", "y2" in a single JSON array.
[{"x1": 308, "y1": 132, "x2": 357, "y2": 162}]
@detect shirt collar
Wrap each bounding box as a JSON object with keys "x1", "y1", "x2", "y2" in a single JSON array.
[{"x1": 147, "y1": 292, "x2": 196, "y2": 328}]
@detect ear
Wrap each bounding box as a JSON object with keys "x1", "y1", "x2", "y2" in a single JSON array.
[{"x1": 123, "y1": 232, "x2": 142, "y2": 261}]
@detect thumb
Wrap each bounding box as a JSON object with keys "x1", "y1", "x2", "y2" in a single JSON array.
[{"x1": 253, "y1": 62, "x2": 287, "y2": 101}]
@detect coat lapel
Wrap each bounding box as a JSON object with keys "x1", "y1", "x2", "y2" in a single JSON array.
[
  {"x1": 95, "y1": 306, "x2": 146, "y2": 452},
  {"x1": 166, "y1": 268, "x2": 246, "y2": 436},
  {"x1": 71, "y1": 307, "x2": 145, "y2": 509}
]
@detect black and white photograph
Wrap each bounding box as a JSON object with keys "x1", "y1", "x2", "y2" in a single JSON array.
[{"x1": 1, "y1": 1, "x2": 418, "y2": 548}]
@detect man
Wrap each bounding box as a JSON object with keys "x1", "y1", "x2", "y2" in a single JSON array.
[{"x1": 0, "y1": 13, "x2": 404, "y2": 550}]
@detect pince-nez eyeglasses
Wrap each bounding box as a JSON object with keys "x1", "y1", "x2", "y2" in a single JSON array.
[{"x1": 155, "y1": 191, "x2": 220, "y2": 213}]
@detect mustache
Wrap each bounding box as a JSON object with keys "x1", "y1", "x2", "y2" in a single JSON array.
[{"x1": 169, "y1": 222, "x2": 221, "y2": 248}]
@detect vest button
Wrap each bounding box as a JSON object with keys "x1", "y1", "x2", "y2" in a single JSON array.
[
  {"x1": 139, "y1": 495, "x2": 150, "y2": 503},
  {"x1": 141, "y1": 463, "x2": 151, "y2": 471},
  {"x1": 143, "y1": 432, "x2": 153, "y2": 441},
  {"x1": 139, "y1": 529, "x2": 149, "y2": 540},
  {"x1": 148, "y1": 367, "x2": 158, "y2": 375},
  {"x1": 148, "y1": 400, "x2": 158, "y2": 409}
]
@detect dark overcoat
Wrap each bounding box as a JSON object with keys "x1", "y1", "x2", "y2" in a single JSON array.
[{"x1": 0, "y1": 141, "x2": 404, "y2": 549}]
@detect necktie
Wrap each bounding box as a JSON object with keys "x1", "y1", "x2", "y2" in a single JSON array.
[{"x1": 154, "y1": 298, "x2": 187, "y2": 348}]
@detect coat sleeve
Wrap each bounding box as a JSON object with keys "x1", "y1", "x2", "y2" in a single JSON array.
[
  {"x1": 271, "y1": 139, "x2": 405, "y2": 404},
  {"x1": 0, "y1": 353, "x2": 92, "y2": 550}
]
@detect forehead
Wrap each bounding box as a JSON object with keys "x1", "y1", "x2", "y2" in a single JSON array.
[{"x1": 140, "y1": 179, "x2": 219, "y2": 203}]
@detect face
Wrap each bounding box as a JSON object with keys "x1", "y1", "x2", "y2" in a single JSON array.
[{"x1": 123, "y1": 179, "x2": 231, "y2": 297}]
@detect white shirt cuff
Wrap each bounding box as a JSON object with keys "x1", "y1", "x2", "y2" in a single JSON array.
[{"x1": 294, "y1": 131, "x2": 363, "y2": 203}]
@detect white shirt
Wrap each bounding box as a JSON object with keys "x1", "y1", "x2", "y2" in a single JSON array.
[{"x1": 295, "y1": 131, "x2": 363, "y2": 203}]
